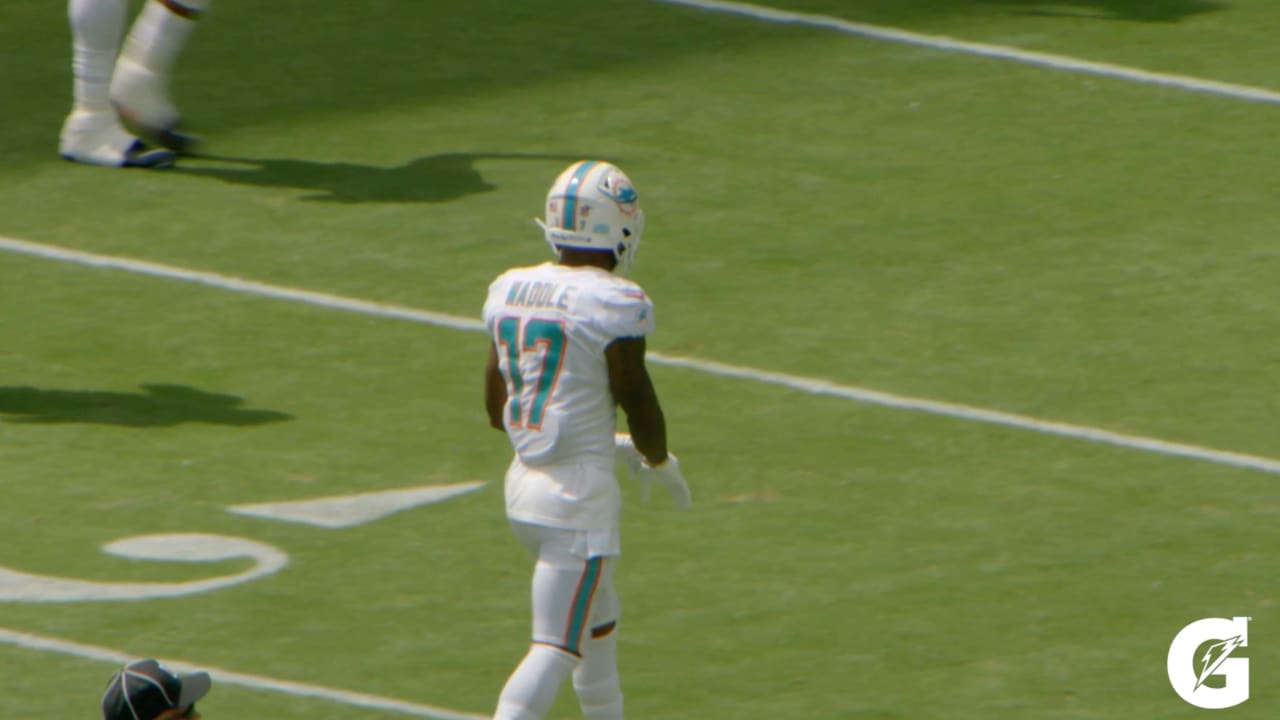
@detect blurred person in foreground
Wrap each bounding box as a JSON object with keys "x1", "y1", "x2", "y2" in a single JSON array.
[{"x1": 101, "y1": 658, "x2": 211, "y2": 720}]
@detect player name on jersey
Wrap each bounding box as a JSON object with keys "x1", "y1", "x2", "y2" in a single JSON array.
[{"x1": 505, "y1": 280, "x2": 576, "y2": 310}]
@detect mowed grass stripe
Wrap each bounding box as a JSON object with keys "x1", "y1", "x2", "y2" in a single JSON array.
[
  {"x1": 649, "y1": 0, "x2": 1280, "y2": 105},
  {"x1": 3, "y1": 234, "x2": 1278, "y2": 476}
]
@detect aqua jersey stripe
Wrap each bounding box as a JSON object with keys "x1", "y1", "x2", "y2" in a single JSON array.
[
  {"x1": 564, "y1": 557, "x2": 602, "y2": 654},
  {"x1": 522, "y1": 319, "x2": 566, "y2": 428},
  {"x1": 561, "y1": 161, "x2": 597, "y2": 231}
]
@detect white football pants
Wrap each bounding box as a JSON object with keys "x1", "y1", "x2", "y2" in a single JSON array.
[{"x1": 495, "y1": 521, "x2": 624, "y2": 720}]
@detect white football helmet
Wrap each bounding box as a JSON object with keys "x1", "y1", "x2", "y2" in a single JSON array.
[{"x1": 535, "y1": 160, "x2": 645, "y2": 273}]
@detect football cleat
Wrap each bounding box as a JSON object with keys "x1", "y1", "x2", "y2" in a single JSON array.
[
  {"x1": 130, "y1": 123, "x2": 200, "y2": 155},
  {"x1": 120, "y1": 140, "x2": 178, "y2": 169},
  {"x1": 109, "y1": 58, "x2": 198, "y2": 154},
  {"x1": 59, "y1": 111, "x2": 176, "y2": 169},
  {"x1": 536, "y1": 160, "x2": 645, "y2": 273}
]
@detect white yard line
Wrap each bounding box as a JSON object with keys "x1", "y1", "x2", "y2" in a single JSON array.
[
  {"x1": 0, "y1": 626, "x2": 488, "y2": 720},
  {"x1": 653, "y1": 354, "x2": 1280, "y2": 474},
  {"x1": 647, "y1": 0, "x2": 1280, "y2": 105},
  {"x1": 3, "y1": 234, "x2": 1277, "y2": 475}
]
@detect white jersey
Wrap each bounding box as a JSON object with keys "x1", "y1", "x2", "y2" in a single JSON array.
[{"x1": 483, "y1": 262, "x2": 654, "y2": 534}]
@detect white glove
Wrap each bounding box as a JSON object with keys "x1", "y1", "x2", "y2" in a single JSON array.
[
  {"x1": 615, "y1": 434, "x2": 691, "y2": 509},
  {"x1": 642, "y1": 454, "x2": 691, "y2": 509}
]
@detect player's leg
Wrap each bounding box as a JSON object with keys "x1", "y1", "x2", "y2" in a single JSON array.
[
  {"x1": 495, "y1": 523, "x2": 612, "y2": 720},
  {"x1": 110, "y1": 0, "x2": 212, "y2": 152},
  {"x1": 61, "y1": 0, "x2": 174, "y2": 168},
  {"x1": 493, "y1": 643, "x2": 578, "y2": 720},
  {"x1": 573, "y1": 564, "x2": 623, "y2": 720}
]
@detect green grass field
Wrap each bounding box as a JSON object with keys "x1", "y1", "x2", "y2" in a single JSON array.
[{"x1": 2, "y1": 1, "x2": 1278, "y2": 718}]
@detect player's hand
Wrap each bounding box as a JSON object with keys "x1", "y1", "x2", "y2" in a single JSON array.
[
  {"x1": 615, "y1": 434, "x2": 691, "y2": 509},
  {"x1": 641, "y1": 454, "x2": 691, "y2": 510}
]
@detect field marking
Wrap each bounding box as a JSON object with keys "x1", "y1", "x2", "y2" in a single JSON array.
[
  {"x1": 228, "y1": 481, "x2": 487, "y2": 529},
  {"x1": 2, "y1": 234, "x2": 1278, "y2": 476},
  {"x1": 648, "y1": 0, "x2": 1280, "y2": 106},
  {"x1": 0, "y1": 534, "x2": 287, "y2": 603},
  {"x1": 0, "y1": 626, "x2": 488, "y2": 720}
]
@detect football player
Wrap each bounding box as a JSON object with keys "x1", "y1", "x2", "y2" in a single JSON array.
[
  {"x1": 483, "y1": 160, "x2": 691, "y2": 720},
  {"x1": 60, "y1": 0, "x2": 209, "y2": 168}
]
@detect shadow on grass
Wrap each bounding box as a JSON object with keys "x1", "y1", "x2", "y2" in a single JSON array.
[
  {"x1": 0, "y1": 384, "x2": 292, "y2": 427},
  {"x1": 986, "y1": 0, "x2": 1224, "y2": 22},
  {"x1": 175, "y1": 151, "x2": 582, "y2": 204}
]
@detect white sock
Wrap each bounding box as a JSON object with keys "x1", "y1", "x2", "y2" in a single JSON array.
[
  {"x1": 120, "y1": 0, "x2": 211, "y2": 77},
  {"x1": 68, "y1": 0, "x2": 129, "y2": 113},
  {"x1": 573, "y1": 624, "x2": 624, "y2": 720},
  {"x1": 494, "y1": 644, "x2": 578, "y2": 720}
]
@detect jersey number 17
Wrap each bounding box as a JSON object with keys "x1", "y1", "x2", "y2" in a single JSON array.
[{"x1": 496, "y1": 316, "x2": 567, "y2": 429}]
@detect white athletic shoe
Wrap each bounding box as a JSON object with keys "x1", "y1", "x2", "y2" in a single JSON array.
[
  {"x1": 109, "y1": 57, "x2": 198, "y2": 154},
  {"x1": 59, "y1": 110, "x2": 176, "y2": 169}
]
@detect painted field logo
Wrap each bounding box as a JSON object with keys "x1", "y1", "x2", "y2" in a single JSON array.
[{"x1": 1167, "y1": 616, "x2": 1250, "y2": 709}]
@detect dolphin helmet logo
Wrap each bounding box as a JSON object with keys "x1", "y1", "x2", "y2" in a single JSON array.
[{"x1": 598, "y1": 175, "x2": 638, "y2": 214}]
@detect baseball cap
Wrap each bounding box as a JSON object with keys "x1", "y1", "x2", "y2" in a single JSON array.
[{"x1": 101, "y1": 659, "x2": 211, "y2": 720}]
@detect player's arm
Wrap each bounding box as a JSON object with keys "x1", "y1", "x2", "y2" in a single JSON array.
[
  {"x1": 606, "y1": 335, "x2": 667, "y2": 465},
  {"x1": 484, "y1": 340, "x2": 507, "y2": 432}
]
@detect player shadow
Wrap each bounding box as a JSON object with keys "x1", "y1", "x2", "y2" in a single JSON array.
[
  {"x1": 978, "y1": 0, "x2": 1223, "y2": 22},
  {"x1": 176, "y1": 151, "x2": 582, "y2": 204},
  {"x1": 0, "y1": 384, "x2": 292, "y2": 428}
]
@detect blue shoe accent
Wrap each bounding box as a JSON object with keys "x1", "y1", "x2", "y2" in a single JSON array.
[
  {"x1": 149, "y1": 126, "x2": 200, "y2": 155},
  {"x1": 121, "y1": 140, "x2": 176, "y2": 169}
]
